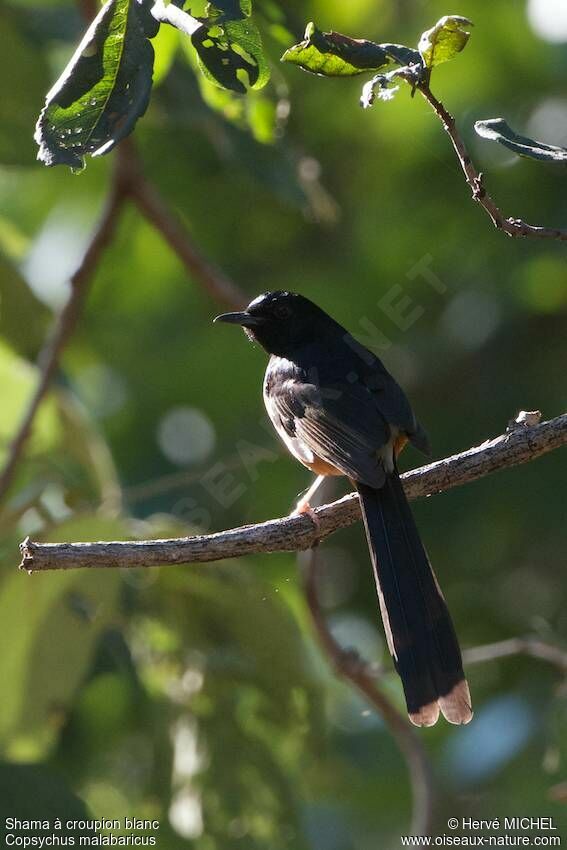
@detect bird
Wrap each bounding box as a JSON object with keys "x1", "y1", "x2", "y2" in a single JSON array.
[{"x1": 214, "y1": 290, "x2": 472, "y2": 727}]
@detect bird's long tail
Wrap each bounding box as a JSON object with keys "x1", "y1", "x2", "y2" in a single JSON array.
[{"x1": 357, "y1": 474, "x2": 472, "y2": 726}]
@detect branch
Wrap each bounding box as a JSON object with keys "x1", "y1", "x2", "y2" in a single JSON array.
[
  {"x1": 0, "y1": 153, "x2": 128, "y2": 504},
  {"x1": 415, "y1": 80, "x2": 567, "y2": 241},
  {"x1": 463, "y1": 637, "x2": 567, "y2": 674},
  {"x1": 121, "y1": 142, "x2": 248, "y2": 310},
  {"x1": 19, "y1": 411, "x2": 567, "y2": 571},
  {"x1": 0, "y1": 134, "x2": 247, "y2": 505},
  {"x1": 303, "y1": 549, "x2": 434, "y2": 834}
]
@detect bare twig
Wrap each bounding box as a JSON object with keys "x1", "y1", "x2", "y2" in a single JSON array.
[
  {"x1": 0, "y1": 134, "x2": 246, "y2": 505},
  {"x1": 464, "y1": 637, "x2": 567, "y2": 673},
  {"x1": 121, "y1": 143, "x2": 247, "y2": 310},
  {"x1": 19, "y1": 411, "x2": 567, "y2": 571},
  {"x1": 0, "y1": 154, "x2": 128, "y2": 504},
  {"x1": 303, "y1": 548, "x2": 434, "y2": 834},
  {"x1": 415, "y1": 80, "x2": 567, "y2": 241}
]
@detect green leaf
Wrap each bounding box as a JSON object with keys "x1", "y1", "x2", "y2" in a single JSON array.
[
  {"x1": 210, "y1": 0, "x2": 250, "y2": 18},
  {"x1": 152, "y1": 17, "x2": 180, "y2": 86},
  {"x1": 282, "y1": 22, "x2": 392, "y2": 77},
  {"x1": 0, "y1": 341, "x2": 59, "y2": 475},
  {"x1": 0, "y1": 252, "x2": 51, "y2": 359},
  {"x1": 418, "y1": 15, "x2": 473, "y2": 69},
  {"x1": 35, "y1": 0, "x2": 156, "y2": 170},
  {"x1": 192, "y1": 13, "x2": 269, "y2": 93},
  {"x1": 474, "y1": 118, "x2": 567, "y2": 163},
  {"x1": 0, "y1": 341, "x2": 120, "y2": 511},
  {"x1": 0, "y1": 516, "x2": 124, "y2": 759}
]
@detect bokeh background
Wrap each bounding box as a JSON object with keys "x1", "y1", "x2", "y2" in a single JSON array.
[{"x1": 0, "y1": 0, "x2": 566, "y2": 847}]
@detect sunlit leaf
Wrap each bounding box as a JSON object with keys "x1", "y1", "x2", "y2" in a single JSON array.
[
  {"x1": 181, "y1": 34, "x2": 278, "y2": 141},
  {"x1": 192, "y1": 13, "x2": 269, "y2": 93},
  {"x1": 35, "y1": 0, "x2": 157, "y2": 170},
  {"x1": 0, "y1": 516, "x2": 124, "y2": 759},
  {"x1": 282, "y1": 22, "x2": 392, "y2": 77},
  {"x1": 418, "y1": 15, "x2": 473, "y2": 69},
  {"x1": 474, "y1": 118, "x2": 567, "y2": 163}
]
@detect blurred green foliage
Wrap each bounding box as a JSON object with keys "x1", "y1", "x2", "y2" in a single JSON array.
[{"x1": 0, "y1": 0, "x2": 566, "y2": 847}]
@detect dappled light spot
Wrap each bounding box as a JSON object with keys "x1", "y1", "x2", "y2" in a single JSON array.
[
  {"x1": 527, "y1": 0, "x2": 567, "y2": 42},
  {"x1": 527, "y1": 98, "x2": 567, "y2": 147},
  {"x1": 74, "y1": 363, "x2": 128, "y2": 419},
  {"x1": 440, "y1": 290, "x2": 502, "y2": 350},
  {"x1": 157, "y1": 406, "x2": 216, "y2": 465},
  {"x1": 444, "y1": 695, "x2": 535, "y2": 784},
  {"x1": 169, "y1": 788, "x2": 203, "y2": 839},
  {"x1": 22, "y1": 206, "x2": 92, "y2": 308},
  {"x1": 517, "y1": 256, "x2": 567, "y2": 313}
]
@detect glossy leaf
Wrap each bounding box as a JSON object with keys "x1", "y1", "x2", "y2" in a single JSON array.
[
  {"x1": 35, "y1": 0, "x2": 156, "y2": 170},
  {"x1": 192, "y1": 12, "x2": 269, "y2": 93},
  {"x1": 474, "y1": 118, "x2": 567, "y2": 162},
  {"x1": 282, "y1": 22, "x2": 392, "y2": 77},
  {"x1": 418, "y1": 15, "x2": 473, "y2": 68}
]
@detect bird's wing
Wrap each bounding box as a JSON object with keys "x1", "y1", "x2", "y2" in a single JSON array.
[
  {"x1": 343, "y1": 333, "x2": 431, "y2": 456},
  {"x1": 267, "y1": 377, "x2": 390, "y2": 487}
]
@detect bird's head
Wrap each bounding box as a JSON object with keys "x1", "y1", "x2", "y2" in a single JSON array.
[{"x1": 214, "y1": 290, "x2": 335, "y2": 356}]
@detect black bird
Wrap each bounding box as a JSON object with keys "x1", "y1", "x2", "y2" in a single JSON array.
[{"x1": 215, "y1": 291, "x2": 472, "y2": 726}]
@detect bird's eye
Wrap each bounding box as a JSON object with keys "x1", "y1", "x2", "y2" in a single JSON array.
[{"x1": 274, "y1": 304, "x2": 292, "y2": 319}]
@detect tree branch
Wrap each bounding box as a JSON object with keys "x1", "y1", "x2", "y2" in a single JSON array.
[
  {"x1": 0, "y1": 135, "x2": 247, "y2": 505},
  {"x1": 415, "y1": 80, "x2": 567, "y2": 241},
  {"x1": 303, "y1": 548, "x2": 434, "y2": 834},
  {"x1": 121, "y1": 142, "x2": 248, "y2": 310},
  {"x1": 463, "y1": 637, "x2": 567, "y2": 673},
  {"x1": 0, "y1": 153, "x2": 129, "y2": 504},
  {"x1": 19, "y1": 411, "x2": 567, "y2": 572}
]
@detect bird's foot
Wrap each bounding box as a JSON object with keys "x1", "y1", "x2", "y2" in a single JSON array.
[{"x1": 292, "y1": 498, "x2": 321, "y2": 533}]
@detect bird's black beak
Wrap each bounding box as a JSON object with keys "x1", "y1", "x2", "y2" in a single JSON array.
[{"x1": 213, "y1": 311, "x2": 263, "y2": 328}]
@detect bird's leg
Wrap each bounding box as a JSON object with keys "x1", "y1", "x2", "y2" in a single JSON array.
[{"x1": 293, "y1": 475, "x2": 326, "y2": 529}]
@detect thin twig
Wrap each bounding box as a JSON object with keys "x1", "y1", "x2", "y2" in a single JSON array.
[
  {"x1": 303, "y1": 548, "x2": 434, "y2": 834},
  {"x1": 464, "y1": 637, "x2": 567, "y2": 673},
  {"x1": 0, "y1": 154, "x2": 128, "y2": 504},
  {"x1": 19, "y1": 411, "x2": 567, "y2": 571},
  {"x1": 415, "y1": 80, "x2": 567, "y2": 241},
  {"x1": 121, "y1": 143, "x2": 248, "y2": 310},
  {"x1": 0, "y1": 135, "x2": 246, "y2": 505}
]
